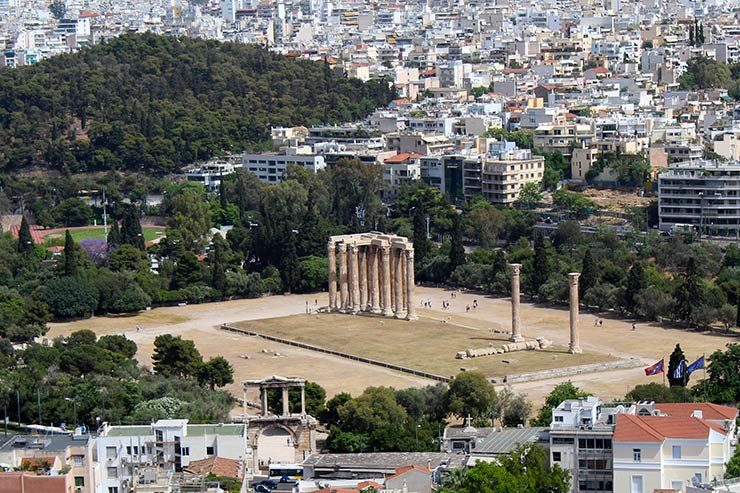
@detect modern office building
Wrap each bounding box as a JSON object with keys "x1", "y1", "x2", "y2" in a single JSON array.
[
  {"x1": 658, "y1": 160, "x2": 740, "y2": 236},
  {"x1": 242, "y1": 150, "x2": 326, "y2": 183},
  {"x1": 480, "y1": 147, "x2": 544, "y2": 206}
]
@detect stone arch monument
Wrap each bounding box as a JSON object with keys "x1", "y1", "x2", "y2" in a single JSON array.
[
  {"x1": 243, "y1": 376, "x2": 317, "y2": 473},
  {"x1": 327, "y1": 233, "x2": 416, "y2": 320}
]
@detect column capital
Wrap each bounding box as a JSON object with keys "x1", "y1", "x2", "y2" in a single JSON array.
[
  {"x1": 568, "y1": 272, "x2": 581, "y2": 284},
  {"x1": 509, "y1": 263, "x2": 522, "y2": 276},
  {"x1": 405, "y1": 249, "x2": 415, "y2": 261},
  {"x1": 327, "y1": 241, "x2": 336, "y2": 251},
  {"x1": 380, "y1": 244, "x2": 391, "y2": 254},
  {"x1": 349, "y1": 243, "x2": 359, "y2": 254},
  {"x1": 337, "y1": 242, "x2": 347, "y2": 252}
]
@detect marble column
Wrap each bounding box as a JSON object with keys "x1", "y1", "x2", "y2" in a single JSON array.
[
  {"x1": 405, "y1": 250, "x2": 417, "y2": 320},
  {"x1": 509, "y1": 263, "x2": 524, "y2": 342},
  {"x1": 300, "y1": 386, "x2": 306, "y2": 415},
  {"x1": 568, "y1": 272, "x2": 582, "y2": 354},
  {"x1": 281, "y1": 387, "x2": 290, "y2": 416},
  {"x1": 394, "y1": 248, "x2": 404, "y2": 318},
  {"x1": 261, "y1": 388, "x2": 268, "y2": 417},
  {"x1": 338, "y1": 243, "x2": 348, "y2": 312},
  {"x1": 359, "y1": 246, "x2": 367, "y2": 311},
  {"x1": 401, "y1": 250, "x2": 407, "y2": 313},
  {"x1": 381, "y1": 245, "x2": 392, "y2": 316},
  {"x1": 369, "y1": 246, "x2": 381, "y2": 313},
  {"x1": 327, "y1": 242, "x2": 337, "y2": 311},
  {"x1": 349, "y1": 244, "x2": 360, "y2": 314}
]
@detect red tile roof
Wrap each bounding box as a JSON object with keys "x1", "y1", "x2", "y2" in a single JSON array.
[
  {"x1": 183, "y1": 456, "x2": 242, "y2": 479},
  {"x1": 613, "y1": 414, "x2": 726, "y2": 443},
  {"x1": 654, "y1": 403, "x2": 739, "y2": 421},
  {"x1": 386, "y1": 464, "x2": 431, "y2": 481},
  {"x1": 384, "y1": 152, "x2": 422, "y2": 164}
]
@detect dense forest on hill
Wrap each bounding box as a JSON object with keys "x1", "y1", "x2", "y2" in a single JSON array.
[{"x1": 0, "y1": 33, "x2": 395, "y2": 173}]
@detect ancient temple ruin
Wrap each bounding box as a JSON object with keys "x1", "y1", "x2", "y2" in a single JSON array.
[{"x1": 327, "y1": 233, "x2": 416, "y2": 320}]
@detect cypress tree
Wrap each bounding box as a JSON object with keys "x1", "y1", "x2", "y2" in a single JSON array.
[
  {"x1": 107, "y1": 220, "x2": 122, "y2": 249},
  {"x1": 667, "y1": 343, "x2": 688, "y2": 387},
  {"x1": 736, "y1": 285, "x2": 740, "y2": 329},
  {"x1": 530, "y1": 234, "x2": 549, "y2": 296},
  {"x1": 279, "y1": 226, "x2": 301, "y2": 293},
  {"x1": 625, "y1": 262, "x2": 646, "y2": 313},
  {"x1": 298, "y1": 189, "x2": 326, "y2": 257},
  {"x1": 413, "y1": 205, "x2": 430, "y2": 265},
  {"x1": 579, "y1": 249, "x2": 597, "y2": 296},
  {"x1": 121, "y1": 207, "x2": 145, "y2": 250},
  {"x1": 210, "y1": 234, "x2": 227, "y2": 295},
  {"x1": 17, "y1": 216, "x2": 34, "y2": 254},
  {"x1": 689, "y1": 23, "x2": 695, "y2": 47},
  {"x1": 449, "y1": 212, "x2": 465, "y2": 271},
  {"x1": 63, "y1": 230, "x2": 78, "y2": 276},
  {"x1": 698, "y1": 22, "x2": 705, "y2": 44}
]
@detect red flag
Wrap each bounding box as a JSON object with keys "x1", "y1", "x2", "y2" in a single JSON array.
[{"x1": 644, "y1": 359, "x2": 664, "y2": 376}]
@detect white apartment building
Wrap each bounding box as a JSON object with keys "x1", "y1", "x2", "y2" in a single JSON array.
[
  {"x1": 242, "y1": 150, "x2": 326, "y2": 183},
  {"x1": 185, "y1": 159, "x2": 242, "y2": 192},
  {"x1": 383, "y1": 153, "x2": 421, "y2": 199},
  {"x1": 95, "y1": 420, "x2": 247, "y2": 493}
]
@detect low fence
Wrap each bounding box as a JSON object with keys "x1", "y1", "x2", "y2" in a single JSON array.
[
  {"x1": 497, "y1": 358, "x2": 645, "y2": 385},
  {"x1": 220, "y1": 324, "x2": 450, "y2": 382}
]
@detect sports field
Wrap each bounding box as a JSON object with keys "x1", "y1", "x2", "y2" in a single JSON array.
[{"x1": 43, "y1": 226, "x2": 166, "y2": 245}]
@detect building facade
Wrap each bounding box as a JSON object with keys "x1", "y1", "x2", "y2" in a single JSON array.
[{"x1": 658, "y1": 160, "x2": 740, "y2": 236}]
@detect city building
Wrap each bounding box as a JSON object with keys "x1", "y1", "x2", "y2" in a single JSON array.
[
  {"x1": 658, "y1": 160, "x2": 740, "y2": 236},
  {"x1": 480, "y1": 147, "x2": 545, "y2": 206},
  {"x1": 95, "y1": 419, "x2": 247, "y2": 493},
  {"x1": 184, "y1": 158, "x2": 242, "y2": 192},
  {"x1": 242, "y1": 150, "x2": 326, "y2": 183}
]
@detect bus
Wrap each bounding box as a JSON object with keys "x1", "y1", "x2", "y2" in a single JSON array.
[{"x1": 268, "y1": 464, "x2": 303, "y2": 481}]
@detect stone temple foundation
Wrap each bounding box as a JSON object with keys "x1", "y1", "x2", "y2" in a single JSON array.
[{"x1": 327, "y1": 233, "x2": 416, "y2": 320}]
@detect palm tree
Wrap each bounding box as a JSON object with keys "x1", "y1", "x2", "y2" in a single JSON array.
[{"x1": 442, "y1": 467, "x2": 468, "y2": 490}]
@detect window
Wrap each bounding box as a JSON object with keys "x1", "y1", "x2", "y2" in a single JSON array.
[
  {"x1": 554, "y1": 416, "x2": 564, "y2": 422},
  {"x1": 206, "y1": 446, "x2": 215, "y2": 455},
  {"x1": 181, "y1": 447, "x2": 190, "y2": 456},
  {"x1": 106, "y1": 446, "x2": 117, "y2": 459},
  {"x1": 552, "y1": 437, "x2": 574, "y2": 445},
  {"x1": 631, "y1": 475, "x2": 643, "y2": 493},
  {"x1": 633, "y1": 449, "x2": 641, "y2": 462},
  {"x1": 672, "y1": 445, "x2": 681, "y2": 459},
  {"x1": 694, "y1": 473, "x2": 702, "y2": 484},
  {"x1": 133, "y1": 446, "x2": 139, "y2": 455},
  {"x1": 73, "y1": 455, "x2": 84, "y2": 466},
  {"x1": 75, "y1": 476, "x2": 85, "y2": 487},
  {"x1": 107, "y1": 466, "x2": 118, "y2": 478},
  {"x1": 108, "y1": 488, "x2": 119, "y2": 493},
  {"x1": 552, "y1": 452, "x2": 561, "y2": 462},
  {"x1": 126, "y1": 446, "x2": 132, "y2": 455}
]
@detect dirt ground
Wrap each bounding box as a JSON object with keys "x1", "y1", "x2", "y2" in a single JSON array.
[{"x1": 47, "y1": 287, "x2": 737, "y2": 407}]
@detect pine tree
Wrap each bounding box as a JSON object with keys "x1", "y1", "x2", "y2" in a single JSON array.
[
  {"x1": 298, "y1": 189, "x2": 326, "y2": 257},
  {"x1": 210, "y1": 234, "x2": 227, "y2": 295},
  {"x1": 674, "y1": 257, "x2": 704, "y2": 323},
  {"x1": 625, "y1": 262, "x2": 646, "y2": 313},
  {"x1": 17, "y1": 216, "x2": 34, "y2": 254},
  {"x1": 668, "y1": 343, "x2": 688, "y2": 387},
  {"x1": 579, "y1": 249, "x2": 597, "y2": 296},
  {"x1": 219, "y1": 175, "x2": 227, "y2": 210},
  {"x1": 107, "y1": 220, "x2": 122, "y2": 249},
  {"x1": 530, "y1": 234, "x2": 549, "y2": 296},
  {"x1": 449, "y1": 212, "x2": 465, "y2": 271},
  {"x1": 413, "y1": 205, "x2": 430, "y2": 265},
  {"x1": 121, "y1": 207, "x2": 145, "y2": 250},
  {"x1": 63, "y1": 230, "x2": 78, "y2": 276}
]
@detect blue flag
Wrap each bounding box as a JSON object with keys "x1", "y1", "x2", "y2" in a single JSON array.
[
  {"x1": 686, "y1": 356, "x2": 705, "y2": 374},
  {"x1": 673, "y1": 359, "x2": 687, "y2": 380}
]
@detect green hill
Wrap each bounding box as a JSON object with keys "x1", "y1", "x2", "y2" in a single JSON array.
[{"x1": 0, "y1": 33, "x2": 395, "y2": 174}]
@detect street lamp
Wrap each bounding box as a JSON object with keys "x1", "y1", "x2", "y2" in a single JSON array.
[{"x1": 64, "y1": 397, "x2": 77, "y2": 427}]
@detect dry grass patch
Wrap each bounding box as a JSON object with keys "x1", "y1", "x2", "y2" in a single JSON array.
[
  {"x1": 47, "y1": 311, "x2": 190, "y2": 337},
  {"x1": 235, "y1": 314, "x2": 616, "y2": 378}
]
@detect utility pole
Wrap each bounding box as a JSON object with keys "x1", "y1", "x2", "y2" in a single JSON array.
[
  {"x1": 426, "y1": 215, "x2": 430, "y2": 240},
  {"x1": 16, "y1": 390, "x2": 20, "y2": 426},
  {"x1": 103, "y1": 190, "x2": 108, "y2": 238}
]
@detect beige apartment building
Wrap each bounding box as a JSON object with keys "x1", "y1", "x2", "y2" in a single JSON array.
[
  {"x1": 613, "y1": 404, "x2": 737, "y2": 493},
  {"x1": 481, "y1": 149, "x2": 545, "y2": 205}
]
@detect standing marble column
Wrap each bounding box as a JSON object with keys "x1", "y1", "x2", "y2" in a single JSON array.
[
  {"x1": 261, "y1": 388, "x2": 268, "y2": 417},
  {"x1": 327, "y1": 242, "x2": 337, "y2": 311},
  {"x1": 381, "y1": 245, "x2": 392, "y2": 316},
  {"x1": 349, "y1": 244, "x2": 361, "y2": 314},
  {"x1": 405, "y1": 250, "x2": 417, "y2": 320},
  {"x1": 509, "y1": 264, "x2": 524, "y2": 342},
  {"x1": 394, "y1": 248, "x2": 404, "y2": 318},
  {"x1": 369, "y1": 246, "x2": 381, "y2": 313},
  {"x1": 281, "y1": 387, "x2": 290, "y2": 416},
  {"x1": 568, "y1": 272, "x2": 582, "y2": 354},
  {"x1": 359, "y1": 246, "x2": 368, "y2": 311},
  {"x1": 338, "y1": 243, "x2": 348, "y2": 312},
  {"x1": 401, "y1": 250, "x2": 408, "y2": 313}
]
